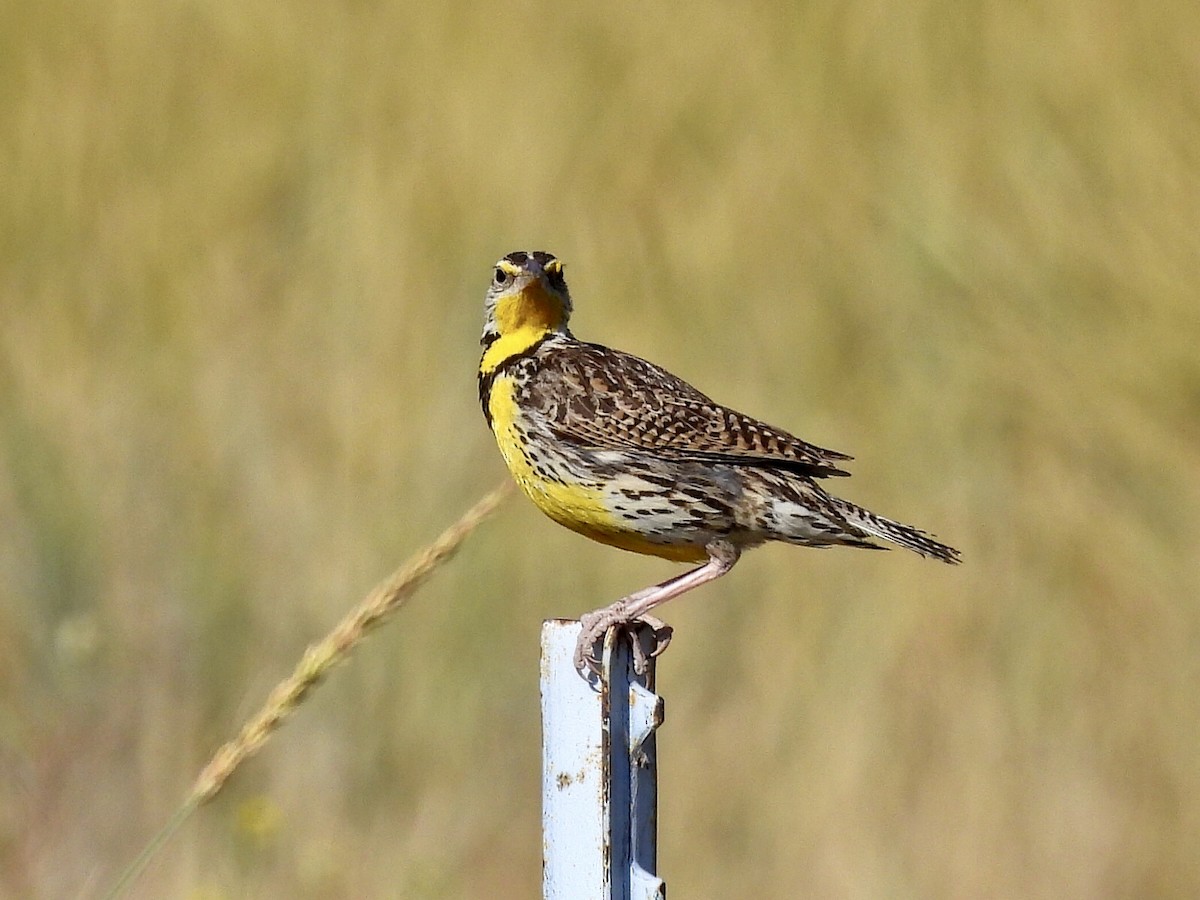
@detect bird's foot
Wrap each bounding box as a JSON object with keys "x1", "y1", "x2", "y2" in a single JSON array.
[
  {"x1": 629, "y1": 614, "x2": 672, "y2": 674},
  {"x1": 574, "y1": 608, "x2": 673, "y2": 677}
]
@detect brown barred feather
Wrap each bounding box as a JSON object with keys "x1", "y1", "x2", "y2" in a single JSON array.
[{"x1": 528, "y1": 341, "x2": 854, "y2": 479}]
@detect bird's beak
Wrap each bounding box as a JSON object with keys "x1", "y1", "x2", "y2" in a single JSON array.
[{"x1": 515, "y1": 259, "x2": 555, "y2": 299}]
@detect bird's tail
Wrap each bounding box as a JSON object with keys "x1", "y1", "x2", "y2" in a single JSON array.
[{"x1": 835, "y1": 499, "x2": 961, "y2": 564}]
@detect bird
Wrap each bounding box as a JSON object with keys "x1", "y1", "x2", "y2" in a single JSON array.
[{"x1": 477, "y1": 250, "x2": 960, "y2": 673}]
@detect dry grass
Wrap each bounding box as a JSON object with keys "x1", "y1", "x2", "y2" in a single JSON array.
[
  {"x1": 2, "y1": 0, "x2": 1199, "y2": 897},
  {"x1": 102, "y1": 483, "x2": 509, "y2": 898}
]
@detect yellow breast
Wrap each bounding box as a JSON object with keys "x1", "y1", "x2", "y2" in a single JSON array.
[
  {"x1": 487, "y1": 375, "x2": 706, "y2": 563},
  {"x1": 488, "y1": 376, "x2": 610, "y2": 525}
]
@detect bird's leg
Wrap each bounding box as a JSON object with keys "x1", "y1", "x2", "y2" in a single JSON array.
[{"x1": 574, "y1": 540, "x2": 741, "y2": 675}]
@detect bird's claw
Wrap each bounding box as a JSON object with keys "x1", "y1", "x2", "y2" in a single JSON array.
[{"x1": 573, "y1": 614, "x2": 673, "y2": 677}]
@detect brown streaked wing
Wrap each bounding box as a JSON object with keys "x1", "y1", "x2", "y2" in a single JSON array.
[{"x1": 532, "y1": 341, "x2": 854, "y2": 478}]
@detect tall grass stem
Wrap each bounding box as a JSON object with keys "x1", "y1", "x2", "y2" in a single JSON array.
[{"x1": 101, "y1": 481, "x2": 513, "y2": 899}]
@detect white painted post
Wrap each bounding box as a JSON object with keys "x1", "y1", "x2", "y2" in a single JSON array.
[{"x1": 540, "y1": 619, "x2": 666, "y2": 900}]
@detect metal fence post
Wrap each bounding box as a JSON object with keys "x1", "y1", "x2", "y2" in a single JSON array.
[{"x1": 540, "y1": 619, "x2": 666, "y2": 900}]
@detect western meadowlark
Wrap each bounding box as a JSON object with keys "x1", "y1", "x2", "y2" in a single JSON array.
[{"x1": 478, "y1": 250, "x2": 960, "y2": 673}]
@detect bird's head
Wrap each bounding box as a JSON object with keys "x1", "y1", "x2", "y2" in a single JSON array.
[{"x1": 481, "y1": 251, "x2": 573, "y2": 354}]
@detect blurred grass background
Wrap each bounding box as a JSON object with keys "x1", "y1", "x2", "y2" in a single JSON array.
[{"x1": 2, "y1": 0, "x2": 1199, "y2": 896}]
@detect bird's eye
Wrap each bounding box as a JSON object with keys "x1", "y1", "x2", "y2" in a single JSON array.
[{"x1": 493, "y1": 267, "x2": 511, "y2": 287}]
